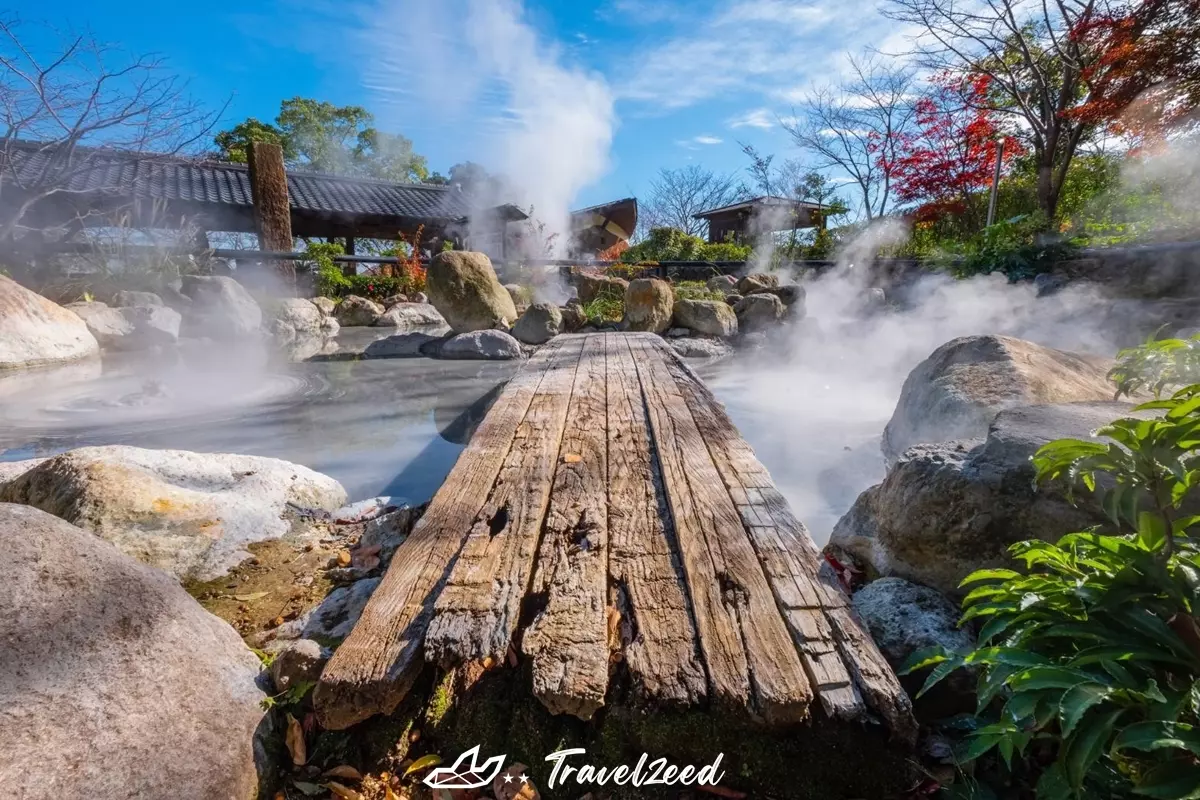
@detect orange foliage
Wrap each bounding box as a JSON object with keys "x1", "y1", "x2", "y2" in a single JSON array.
[{"x1": 596, "y1": 240, "x2": 630, "y2": 261}]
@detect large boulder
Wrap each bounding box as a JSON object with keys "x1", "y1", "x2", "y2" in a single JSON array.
[
  {"x1": 573, "y1": 272, "x2": 628, "y2": 305},
  {"x1": 372, "y1": 302, "x2": 446, "y2": 328},
  {"x1": 439, "y1": 329, "x2": 523, "y2": 360},
  {"x1": 0, "y1": 446, "x2": 347, "y2": 581},
  {"x1": 67, "y1": 301, "x2": 134, "y2": 347},
  {"x1": 670, "y1": 338, "x2": 734, "y2": 359},
  {"x1": 0, "y1": 503, "x2": 265, "y2": 800},
  {"x1": 673, "y1": 299, "x2": 738, "y2": 337},
  {"x1": 0, "y1": 275, "x2": 99, "y2": 369},
  {"x1": 505, "y1": 283, "x2": 533, "y2": 311},
  {"x1": 622, "y1": 278, "x2": 673, "y2": 334},
  {"x1": 119, "y1": 304, "x2": 182, "y2": 348},
  {"x1": 311, "y1": 296, "x2": 336, "y2": 317},
  {"x1": 736, "y1": 273, "x2": 778, "y2": 295},
  {"x1": 268, "y1": 297, "x2": 324, "y2": 337},
  {"x1": 112, "y1": 290, "x2": 163, "y2": 308},
  {"x1": 512, "y1": 302, "x2": 563, "y2": 344},
  {"x1": 829, "y1": 402, "x2": 1137, "y2": 594},
  {"x1": 425, "y1": 251, "x2": 518, "y2": 332},
  {"x1": 334, "y1": 295, "x2": 384, "y2": 327},
  {"x1": 560, "y1": 300, "x2": 586, "y2": 333},
  {"x1": 881, "y1": 335, "x2": 1114, "y2": 466},
  {"x1": 707, "y1": 274, "x2": 737, "y2": 293},
  {"x1": 734, "y1": 293, "x2": 784, "y2": 332},
  {"x1": 180, "y1": 275, "x2": 263, "y2": 339},
  {"x1": 852, "y1": 578, "x2": 974, "y2": 667}
]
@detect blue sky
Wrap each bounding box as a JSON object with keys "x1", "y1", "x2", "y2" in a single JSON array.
[{"x1": 16, "y1": 0, "x2": 910, "y2": 210}]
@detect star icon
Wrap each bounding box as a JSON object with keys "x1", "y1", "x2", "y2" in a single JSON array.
[
  {"x1": 519, "y1": 774, "x2": 529, "y2": 784},
  {"x1": 503, "y1": 774, "x2": 514, "y2": 784}
]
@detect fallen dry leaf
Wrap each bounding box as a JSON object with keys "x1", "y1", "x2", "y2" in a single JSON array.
[
  {"x1": 403, "y1": 753, "x2": 443, "y2": 777},
  {"x1": 291, "y1": 781, "x2": 323, "y2": 796},
  {"x1": 324, "y1": 765, "x2": 363, "y2": 780},
  {"x1": 384, "y1": 788, "x2": 402, "y2": 800},
  {"x1": 562, "y1": 453, "x2": 583, "y2": 464},
  {"x1": 336, "y1": 550, "x2": 352, "y2": 567},
  {"x1": 286, "y1": 713, "x2": 307, "y2": 766},
  {"x1": 274, "y1": 792, "x2": 286, "y2": 800},
  {"x1": 324, "y1": 781, "x2": 363, "y2": 800},
  {"x1": 233, "y1": 591, "x2": 269, "y2": 602}
]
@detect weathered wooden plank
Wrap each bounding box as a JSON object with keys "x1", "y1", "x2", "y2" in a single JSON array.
[
  {"x1": 660, "y1": 347, "x2": 917, "y2": 741},
  {"x1": 314, "y1": 338, "x2": 576, "y2": 730},
  {"x1": 424, "y1": 336, "x2": 585, "y2": 667},
  {"x1": 522, "y1": 334, "x2": 611, "y2": 719},
  {"x1": 628, "y1": 334, "x2": 812, "y2": 725},
  {"x1": 605, "y1": 334, "x2": 708, "y2": 707}
]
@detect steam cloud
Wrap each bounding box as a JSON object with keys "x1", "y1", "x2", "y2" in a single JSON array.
[{"x1": 359, "y1": 0, "x2": 615, "y2": 256}]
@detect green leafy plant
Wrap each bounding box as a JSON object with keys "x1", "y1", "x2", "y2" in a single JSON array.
[
  {"x1": 1110, "y1": 333, "x2": 1200, "y2": 400},
  {"x1": 902, "y1": 385, "x2": 1200, "y2": 799},
  {"x1": 673, "y1": 280, "x2": 725, "y2": 302},
  {"x1": 260, "y1": 680, "x2": 317, "y2": 712},
  {"x1": 948, "y1": 214, "x2": 1079, "y2": 281},
  {"x1": 581, "y1": 286, "x2": 624, "y2": 324},
  {"x1": 305, "y1": 241, "x2": 351, "y2": 298}
]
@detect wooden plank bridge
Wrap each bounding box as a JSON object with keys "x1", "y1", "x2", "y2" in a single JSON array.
[{"x1": 314, "y1": 332, "x2": 915, "y2": 739}]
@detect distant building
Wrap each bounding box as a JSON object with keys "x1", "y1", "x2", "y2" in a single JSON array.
[
  {"x1": 568, "y1": 197, "x2": 638, "y2": 257},
  {"x1": 693, "y1": 195, "x2": 826, "y2": 244}
]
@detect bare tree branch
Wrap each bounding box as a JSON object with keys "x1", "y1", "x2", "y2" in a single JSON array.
[{"x1": 639, "y1": 165, "x2": 748, "y2": 238}]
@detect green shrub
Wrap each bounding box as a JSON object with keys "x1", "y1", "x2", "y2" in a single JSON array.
[
  {"x1": 1110, "y1": 333, "x2": 1200, "y2": 400},
  {"x1": 581, "y1": 286, "x2": 624, "y2": 324},
  {"x1": 903, "y1": 379, "x2": 1200, "y2": 799},
  {"x1": 947, "y1": 214, "x2": 1080, "y2": 281},
  {"x1": 673, "y1": 280, "x2": 725, "y2": 302}
]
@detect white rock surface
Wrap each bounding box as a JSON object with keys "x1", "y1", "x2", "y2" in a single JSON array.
[
  {"x1": 0, "y1": 275, "x2": 99, "y2": 369},
  {"x1": 0, "y1": 446, "x2": 347, "y2": 581}
]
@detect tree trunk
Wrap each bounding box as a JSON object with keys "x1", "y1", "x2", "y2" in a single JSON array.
[{"x1": 246, "y1": 141, "x2": 294, "y2": 281}]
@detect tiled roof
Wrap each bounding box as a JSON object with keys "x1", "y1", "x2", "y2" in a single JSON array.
[{"x1": 2, "y1": 140, "x2": 474, "y2": 221}]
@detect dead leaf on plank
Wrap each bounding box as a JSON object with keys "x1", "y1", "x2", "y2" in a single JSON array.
[
  {"x1": 232, "y1": 591, "x2": 269, "y2": 602},
  {"x1": 562, "y1": 453, "x2": 583, "y2": 464},
  {"x1": 285, "y1": 713, "x2": 307, "y2": 766}
]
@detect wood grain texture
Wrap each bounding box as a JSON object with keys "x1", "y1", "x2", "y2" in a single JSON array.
[
  {"x1": 605, "y1": 335, "x2": 708, "y2": 707},
  {"x1": 629, "y1": 334, "x2": 812, "y2": 725},
  {"x1": 661, "y1": 348, "x2": 917, "y2": 740},
  {"x1": 523, "y1": 334, "x2": 611, "y2": 719},
  {"x1": 246, "y1": 142, "x2": 293, "y2": 253},
  {"x1": 314, "y1": 339, "x2": 572, "y2": 730},
  {"x1": 424, "y1": 336, "x2": 584, "y2": 667}
]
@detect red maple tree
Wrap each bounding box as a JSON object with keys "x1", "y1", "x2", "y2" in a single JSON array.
[
  {"x1": 1069, "y1": 0, "x2": 1200, "y2": 140},
  {"x1": 890, "y1": 74, "x2": 1022, "y2": 226}
]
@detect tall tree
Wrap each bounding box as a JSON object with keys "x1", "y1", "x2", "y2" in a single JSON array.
[
  {"x1": 891, "y1": 73, "x2": 1023, "y2": 228},
  {"x1": 782, "y1": 56, "x2": 918, "y2": 220},
  {"x1": 640, "y1": 165, "x2": 746, "y2": 238},
  {"x1": 881, "y1": 0, "x2": 1168, "y2": 221},
  {"x1": 0, "y1": 17, "x2": 220, "y2": 239},
  {"x1": 1069, "y1": 0, "x2": 1200, "y2": 139},
  {"x1": 214, "y1": 98, "x2": 428, "y2": 182}
]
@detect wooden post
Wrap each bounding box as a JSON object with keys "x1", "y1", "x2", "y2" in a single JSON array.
[
  {"x1": 345, "y1": 236, "x2": 356, "y2": 255},
  {"x1": 247, "y1": 141, "x2": 294, "y2": 280}
]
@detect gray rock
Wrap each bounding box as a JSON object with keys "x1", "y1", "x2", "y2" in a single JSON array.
[
  {"x1": 881, "y1": 335, "x2": 1114, "y2": 466},
  {"x1": 622, "y1": 277, "x2": 673, "y2": 334},
  {"x1": 0, "y1": 275, "x2": 99, "y2": 369},
  {"x1": 505, "y1": 283, "x2": 532, "y2": 311},
  {"x1": 725, "y1": 293, "x2": 742, "y2": 305},
  {"x1": 670, "y1": 338, "x2": 733, "y2": 359},
  {"x1": 736, "y1": 273, "x2": 778, "y2": 295},
  {"x1": 707, "y1": 274, "x2": 737, "y2": 293},
  {"x1": 0, "y1": 457, "x2": 45, "y2": 488},
  {"x1": 364, "y1": 331, "x2": 444, "y2": 358},
  {"x1": 734, "y1": 293, "x2": 784, "y2": 332},
  {"x1": 112, "y1": 290, "x2": 163, "y2": 308},
  {"x1": 265, "y1": 577, "x2": 381, "y2": 645},
  {"x1": 380, "y1": 293, "x2": 409, "y2": 308},
  {"x1": 573, "y1": 272, "x2": 628, "y2": 305},
  {"x1": 426, "y1": 251, "x2": 518, "y2": 332},
  {"x1": 269, "y1": 297, "x2": 324, "y2": 336},
  {"x1": 269, "y1": 638, "x2": 330, "y2": 693},
  {"x1": 180, "y1": 275, "x2": 263, "y2": 339},
  {"x1": 360, "y1": 503, "x2": 424, "y2": 565},
  {"x1": 560, "y1": 302, "x2": 586, "y2": 333},
  {"x1": 830, "y1": 401, "x2": 1141, "y2": 594},
  {"x1": 512, "y1": 302, "x2": 562, "y2": 344},
  {"x1": 0, "y1": 503, "x2": 265, "y2": 800},
  {"x1": 0, "y1": 446, "x2": 347, "y2": 581},
  {"x1": 763, "y1": 284, "x2": 806, "y2": 309},
  {"x1": 852, "y1": 577, "x2": 974, "y2": 667},
  {"x1": 310, "y1": 296, "x2": 336, "y2": 317},
  {"x1": 439, "y1": 330, "x2": 523, "y2": 360},
  {"x1": 411, "y1": 291, "x2": 429, "y2": 304},
  {"x1": 665, "y1": 327, "x2": 691, "y2": 338},
  {"x1": 118, "y1": 304, "x2": 182, "y2": 347},
  {"x1": 320, "y1": 316, "x2": 340, "y2": 335},
  {"x1": 67, "y1": 301, "x2": 135, "y2": 347},
  {"x1": 334, "y1": 295, "x2": 384, "y2": 327},
  {"x1": 372, "y1": 302, "x2": 446, "y2": 328},
  {"x1": 673, "y1": 299, "x2": 738, "y2": 337}
]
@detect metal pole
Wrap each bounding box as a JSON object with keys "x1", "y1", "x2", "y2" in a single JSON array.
[{"x1": 987, "y1": 137, "x2": 1006, "y2": 227}]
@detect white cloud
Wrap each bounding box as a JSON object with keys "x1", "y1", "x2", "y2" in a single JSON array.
[
  {"x1": 694, "y1": 135, "x2": 723, "y2": 145},
  {"x1": 620, "y1": 0, "x2": 922, "y2": 110},
  {"x1": 676, "y1": 134, "x2": 724, "y2": 149},
  {"x1": 727, "y1": 108, "x2": 775, "y2": 130}
]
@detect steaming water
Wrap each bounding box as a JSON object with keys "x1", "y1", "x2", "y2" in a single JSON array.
[{"x1": 0, "y1": 330, "x2": 518, "y2": 505}]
